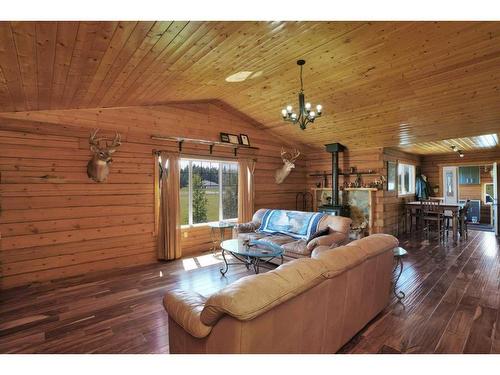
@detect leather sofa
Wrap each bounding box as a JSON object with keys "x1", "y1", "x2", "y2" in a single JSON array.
[
  {"x1": 163, "y1": 233, "x2": 398, "y2": 353},
  {"x1": 233, "y1": 208, "x2": 352, "y2": 262}
]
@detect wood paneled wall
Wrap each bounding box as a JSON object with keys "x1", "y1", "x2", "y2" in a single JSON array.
[{"x1": 0, "y1": 103, "x2": 307, "y2": 289}]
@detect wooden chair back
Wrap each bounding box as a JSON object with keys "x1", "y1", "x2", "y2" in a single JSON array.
[
  {"x1": 461, "y1": 200, "x2": 471, "y2": 220},
  {"x1": 421, "y1": 199, "x2": 442, "y2": 214}
]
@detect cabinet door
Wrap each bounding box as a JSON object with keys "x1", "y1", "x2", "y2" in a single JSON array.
[
  {"x1": 470, "y1": 167, "x2": 480, "y2": 184},
  {"x1": 459, "y1": 167, "x2": 469, "y2": 184},
  {"x1": 459, "y1": 167, "x2": 466, "y2": 184}
]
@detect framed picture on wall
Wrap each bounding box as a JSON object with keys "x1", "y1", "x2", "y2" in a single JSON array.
[
  {"x1": 387, "y1": 161, "x2": 397, "y2": 192},
  {"x1": 240, "y1": 134, "x2": 250, "y2": 146},
  {"x1": 220, "y1": 132, "x2": 230, "y2": 143},
  {"x1": 227, "y1": 134, "x2": 240, "y2": 144}
]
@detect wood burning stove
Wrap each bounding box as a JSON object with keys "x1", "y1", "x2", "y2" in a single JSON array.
[{"x1": 318, "y1": 143, "x2": 350, "y2": 217}]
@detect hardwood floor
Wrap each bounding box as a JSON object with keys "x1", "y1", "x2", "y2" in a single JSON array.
[{"x1": 0, "y1": 230, "x2": 499, "y2": 354}]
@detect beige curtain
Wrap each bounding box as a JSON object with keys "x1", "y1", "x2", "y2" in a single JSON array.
[
  {"x1": 157, "y1": 152, "x2": 181, "y2": 260},
  {"x1": 238, "y1": 158, "x2": 256, "y2": 223}
]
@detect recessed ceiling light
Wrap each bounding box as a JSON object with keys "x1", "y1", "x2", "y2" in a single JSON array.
[
  {"x1": 249, "y1": 70, "x2": 263, "y2": 79},
  {"x1": 225, "y1": 71, "x2": 254, "y2": 82}
]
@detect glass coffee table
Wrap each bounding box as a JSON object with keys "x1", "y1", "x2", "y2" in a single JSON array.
[{"x1": 219, "y1": 239, "x2": 284, "y2": 275}]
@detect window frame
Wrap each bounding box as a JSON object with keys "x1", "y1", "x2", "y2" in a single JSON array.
[
  {"x1": 484, "y1": 182, "x2": 494, "y2": 205},
  {"x1": 397, "y1": 162, "x2": 416, "y2": 196},
  {"x1": 180, "y1": 157, "x2": 239, "y2": 228}
]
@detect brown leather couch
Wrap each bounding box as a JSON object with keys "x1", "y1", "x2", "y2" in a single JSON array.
[
  {"x1": 163, "y1": 233, "x2": 398, "y2": 353},
  {"x1": 233, "y1": 208, "x2": 352, "y2": 262}
]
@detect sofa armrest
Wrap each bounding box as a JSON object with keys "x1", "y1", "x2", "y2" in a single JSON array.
[
  {"x1": 163, "y1": 289, "x2": 213, "y2": 338},
  {"x1": 234, "y1": 221, "x2": 260, "y2": 234},
  {"x1": 306, "y1": 231, "x2": 348, "y2": 252}
]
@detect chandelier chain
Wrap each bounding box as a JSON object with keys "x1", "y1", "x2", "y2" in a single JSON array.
[{"x1": 300, "y1": 64, "x2": 303, "y2": 92}]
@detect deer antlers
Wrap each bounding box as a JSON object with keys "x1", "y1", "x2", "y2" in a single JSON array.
[
  {"x1": 89, "y1": 129, "x2": 122, "y2": 153},
  {"x1": 280, "y1": 147, "x2": 301, "y2": 163}
]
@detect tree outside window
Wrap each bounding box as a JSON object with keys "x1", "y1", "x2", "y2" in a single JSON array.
[{"x1": 179, "y1": 158, "x2": 238, "y2": 226}]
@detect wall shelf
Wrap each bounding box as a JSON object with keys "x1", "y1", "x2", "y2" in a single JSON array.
[
  {"x1": 151, "y1": 135, "x2": 259, "y2": 156},
  {"x1": 309, "y1": 171, "x2": 378, "y2": 177}
]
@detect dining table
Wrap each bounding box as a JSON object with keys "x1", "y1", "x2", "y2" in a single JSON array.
[{"x1": 405, "y1": 201, "x2": 465, "y2": 243}]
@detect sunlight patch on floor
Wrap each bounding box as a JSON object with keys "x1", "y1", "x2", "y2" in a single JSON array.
[{"x1": 181, "y1": 253, "x2": 226, "y2": 271}]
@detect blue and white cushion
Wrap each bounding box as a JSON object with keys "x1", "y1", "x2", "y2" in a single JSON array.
[{"x1": 257, "y1": 209, "x2": 324, "y2": 240}]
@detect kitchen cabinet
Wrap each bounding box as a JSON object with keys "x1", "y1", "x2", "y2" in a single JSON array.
[{"x1": 459, "y1": 166, "x2": 480, "y2": 185}]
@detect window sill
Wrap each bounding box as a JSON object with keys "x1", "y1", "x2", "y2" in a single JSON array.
[{"x1": 181, "y1": 219, "x2": 238, "y2": 230}]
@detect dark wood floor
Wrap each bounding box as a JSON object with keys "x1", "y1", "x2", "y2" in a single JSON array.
[{"x1": 1, "y1": 230, "x2": 499, "y2": 354}]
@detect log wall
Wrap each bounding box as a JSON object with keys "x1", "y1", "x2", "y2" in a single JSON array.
[{"x1": 0, "y1": 103, "x2": 307, "y2": 289}]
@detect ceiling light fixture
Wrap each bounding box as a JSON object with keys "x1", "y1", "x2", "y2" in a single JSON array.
[
  {"x1": 281, "y1": 60, "x2": 323, "y2": 130},
  {"x1": 451, "y1": 145, "x2": 464, "y2": 158}
]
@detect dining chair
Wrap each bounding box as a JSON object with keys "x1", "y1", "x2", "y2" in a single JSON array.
[
  {"x1": 459, "y1": 200, "x2": 470, "y2": 239},
  {"x1": 421, "y1": 199, "x2": 445, "y2": 241}
]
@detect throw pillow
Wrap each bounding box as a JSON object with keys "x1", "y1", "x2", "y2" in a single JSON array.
[{"x1": 306, "y1": 227, "x2": 330, "y2": 244}]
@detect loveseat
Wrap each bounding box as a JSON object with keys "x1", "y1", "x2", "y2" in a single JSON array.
[
  {"x1": 163, "y1": 233, "x2": 398, "y2": 353},
  {"x1": 233, "y1": 208, "x2": 352, "y2": 262}
]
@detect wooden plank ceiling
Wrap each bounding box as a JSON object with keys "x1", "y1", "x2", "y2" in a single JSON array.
[
  {"x1": 1, "y1": 21, "x2": 500, "y2": 151},
  {"x1": 397, "y1": 133, "x2": 499, "y2": 155}
]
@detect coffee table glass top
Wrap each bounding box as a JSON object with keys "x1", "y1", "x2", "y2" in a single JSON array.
[
  {"x1": 393, "y1": 246, "x2": 408, "y2": 257},
  {"x1": 208, "y1": 221, "x2": 236, "y2": 229},
  {"x1": 220, "y1": 239, "x2": 283, "y2": 258}
]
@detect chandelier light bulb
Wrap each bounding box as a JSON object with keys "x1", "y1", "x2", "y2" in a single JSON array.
[
  {"x1": 309, "y1": 111, "x2": 316, "y2": 118},
  {"x1": 281, "y1": 109, "x2": 287, "y2": 117},
  {"x1": 459, "y1": 153, "x2": 464, "y2": 158},
  {"x1": 316, "y1": 104, "x2": 322, "y2": 113},
  {"x1": 291, "y1": 113, "x2": 297, "y2": 119},
  {"x1": 286, "y1": 105, "x2": 293, "y2": 113},
  {"x1": 305, "y1": 102, "x2": 311, "y2": 110}
]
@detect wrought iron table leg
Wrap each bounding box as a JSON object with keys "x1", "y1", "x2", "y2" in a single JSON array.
[
  {"x1": 254, "y1": 258, "x2": 260, "y2": 274},
  {"x1": 220, "y1": 249, "x2": 229, "y2": 275},
  {"x1": 393, "y1": 256, "x2": 405, "y2": 301}
]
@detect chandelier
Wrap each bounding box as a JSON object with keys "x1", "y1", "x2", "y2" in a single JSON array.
[{"x1": 281, "y1": 59, "x2": 323, "y2": 130}]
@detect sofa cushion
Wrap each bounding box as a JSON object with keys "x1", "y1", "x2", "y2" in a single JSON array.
[
  {"x1": 312, "y1": 233, "x2": 399, "y2": 278},
  {"x1": 281, "y1": 239, "x2": 310, "y2": 257},
  {"x1": 306, "y1": 231, "x2": 348, "y2": 252},
  {"x1": 306, "y1": 227, "x2": 330, "y2": 244},
  {"x1": 200, "y1": 258, "x2": 328, "y2": 325}
]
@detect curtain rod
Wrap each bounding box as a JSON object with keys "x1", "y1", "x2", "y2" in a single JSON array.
[{"x1": 152, "y1": 149, "x2": 257, "y2": 162}]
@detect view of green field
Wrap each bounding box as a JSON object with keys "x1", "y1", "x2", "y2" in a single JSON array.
[{"x1": 180, "y1": 187, "x2": 219, "y2": 225}]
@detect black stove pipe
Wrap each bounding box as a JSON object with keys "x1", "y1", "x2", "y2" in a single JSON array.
[
  {"x1": 332, "y1": 150, "x2": 339, "y2": 206},
  {"x1": 325, "y1": 143, "x2": 345, "y2": 207}
]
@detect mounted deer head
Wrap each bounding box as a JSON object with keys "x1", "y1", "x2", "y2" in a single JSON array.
[
  {"x1": 275, "y1": 148, "x2": 300, "y2": 184},
  {"x1": 87, "y1": 129, "x2": 121, "y2": 183}
]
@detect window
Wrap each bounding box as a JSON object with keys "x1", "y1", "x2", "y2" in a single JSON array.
[
  {"x1": 484, "y1": 183, "x2": 494, "y2": 205},
  {"x1": 398, "y1": 163, "x2": 415, "y2": 195},
  {"x1": 180, "y1": 158, "x2": 238, "y2": 226}
]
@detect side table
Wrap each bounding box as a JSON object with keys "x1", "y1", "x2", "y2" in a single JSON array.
[
  {"x1": 208, "y1": 222, "x2": 235, "y2": 254},
  {"x1": 393, "y1": 246, "x2": 407, "y2": 301}
]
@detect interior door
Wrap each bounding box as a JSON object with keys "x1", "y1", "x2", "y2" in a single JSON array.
[
  {"x1": 493, "y1": 162, "x2": 499, "y2": 236},
  {"x1": 443, "y1": 166, "x2": 459, "y2": 204}
]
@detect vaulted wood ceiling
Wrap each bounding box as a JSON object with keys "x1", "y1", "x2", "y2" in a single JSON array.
[{"x1": 1, "y1": 21, "x2": 500, "y2": 151}]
